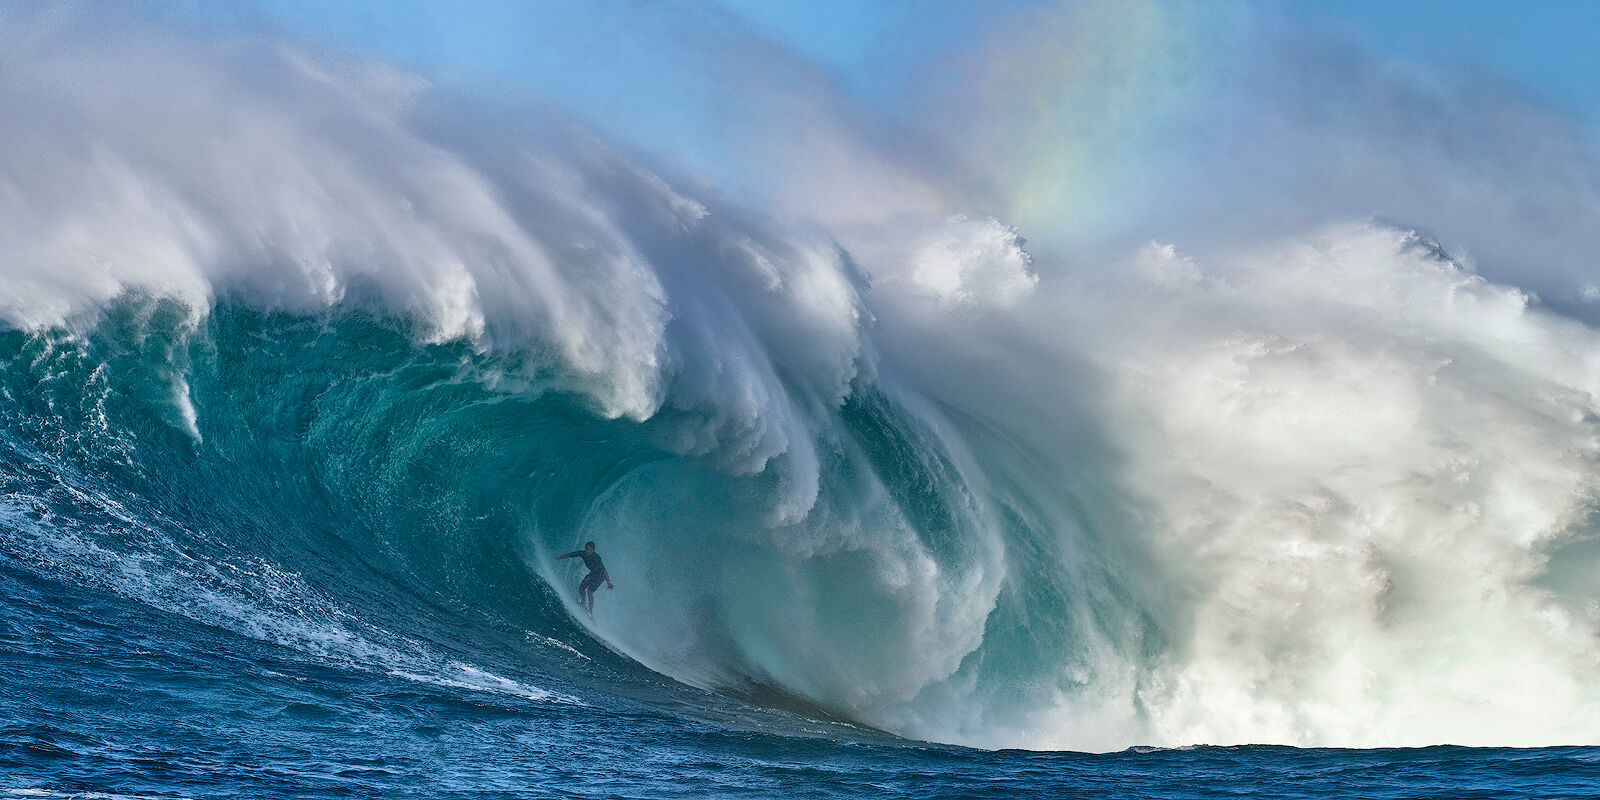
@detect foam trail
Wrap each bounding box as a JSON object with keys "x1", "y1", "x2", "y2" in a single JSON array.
[{"x1": 4, "y1": 6, "x2": 1600, "y2": 753}]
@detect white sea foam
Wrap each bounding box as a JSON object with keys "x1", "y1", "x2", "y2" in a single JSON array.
[
  {"x1": 1, "y1": 790, "x2": 197, "y2": 800},
  {"x1": 1047, "y1": 224, "x2": 1600, "y2": 749}
]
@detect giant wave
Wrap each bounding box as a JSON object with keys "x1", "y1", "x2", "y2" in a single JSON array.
[{"x1": 4, "y1": 8, "x2": 1600, "y2": 753}]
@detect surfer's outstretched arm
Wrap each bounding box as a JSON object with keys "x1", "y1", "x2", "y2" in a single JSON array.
[{"x1": 555, "y1": 551, "x2": 581, "y2": 560}]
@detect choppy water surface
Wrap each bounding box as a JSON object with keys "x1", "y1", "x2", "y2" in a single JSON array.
[{"x1": 8, "y1": 557, "x2": 1599, "y2": 798}]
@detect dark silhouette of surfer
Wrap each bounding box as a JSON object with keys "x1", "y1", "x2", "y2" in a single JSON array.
[{"x1": 556, "y1": 541, "x2": 613, "y2": 615}]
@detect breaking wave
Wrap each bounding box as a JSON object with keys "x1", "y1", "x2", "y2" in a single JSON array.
[{"x1": 5, "y1": 8, "x2": 1600, "y2": 753}]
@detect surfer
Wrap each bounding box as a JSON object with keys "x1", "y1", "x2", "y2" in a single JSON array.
[{"x1": 556, "y1": 541, "x2": 613, "y2": 615}]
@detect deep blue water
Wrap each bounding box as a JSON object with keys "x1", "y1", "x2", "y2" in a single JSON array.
[
  {"x1": 4, "y1": 303, "x2": 1599, "y2": 799},
  {"x1": 7, "y1": 560, "x2": 1600, "y2": 799}
]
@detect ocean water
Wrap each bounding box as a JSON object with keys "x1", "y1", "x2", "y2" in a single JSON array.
[
  {"x1": 6, "y1": 541, "x2": 1600, "y2": 800},
  {"x1": 2, "y1": 305, "x2": 1598, "y2": 799},
  {"x1": 9, "y1": 8, "x2": 1600, "y2": 796}
]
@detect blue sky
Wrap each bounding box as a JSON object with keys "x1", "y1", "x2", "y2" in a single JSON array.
[
  {"x1": 1301, "y1": 0, "x2": 1600, "y2": 121},
  {"x1": 239, "y1": 1, "x2": 1600, "y2": 134},
  {"x1": 718, "y1": 0, "x2": 1600, "y2": 122}
]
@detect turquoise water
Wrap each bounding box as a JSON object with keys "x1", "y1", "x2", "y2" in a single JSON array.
[{"x1": 3, "y1": 303, "x2": 1598, "y2": 797}]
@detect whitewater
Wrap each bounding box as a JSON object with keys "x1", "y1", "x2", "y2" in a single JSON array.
[{"x1": 6, "y1": 4, "x2": 1600, "y2": 797}]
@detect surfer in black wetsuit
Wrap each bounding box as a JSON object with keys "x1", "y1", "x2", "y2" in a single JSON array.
[{"x1": 556, "y1": 541, "x2": 613, "y2": 615}]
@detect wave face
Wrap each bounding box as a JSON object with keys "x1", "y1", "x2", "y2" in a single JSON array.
[{"x1": 5, "y1": 9, "x2": 1600, "y2": 755}]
